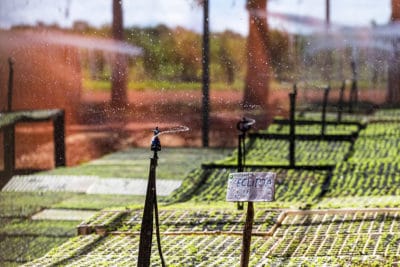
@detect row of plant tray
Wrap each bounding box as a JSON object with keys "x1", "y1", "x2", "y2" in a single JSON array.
[
  {"x1": 249, "y1": 132, "x2": 358, "y2": 142},
  {"x1": 272, "y1": 118, "x2": 366, "y2": 130}
]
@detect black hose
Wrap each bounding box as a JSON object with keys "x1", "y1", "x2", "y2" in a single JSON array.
[{"x1": 154, "y1": 187, "x2": 166, "y2": 267}]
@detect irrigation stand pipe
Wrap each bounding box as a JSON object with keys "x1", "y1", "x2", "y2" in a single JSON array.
[
  {"x1": 137, "y1": 126, "x2": 188, "y2": 267},
  {"x1": 236, "y1": 117, "x2": 255, "y2": 267}
]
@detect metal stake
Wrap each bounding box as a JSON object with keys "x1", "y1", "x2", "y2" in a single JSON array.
[
  {"x1": 236, "y1": 118, "x2": 255, "y2": 267},
  {"x1": 7, "y1": 58, "x2": 14, "y2": 112},
  {"x1": 236, "y1": 117, "x2": 255, "y2": 210},
  {"x1": 138, "y1": 127, "x2": 165, "y2": 267},
  {"x1": 202, "y1": 0, "x2": 210, "y2": 147},
  {"x1": 337, "y1": 81, "x2": 345, "y2": 122},
  {"x1": 321, "y1": 86, "x2": 330, "y2": 136},
  {"x1": 349, "y1": 60, "x2": 358, "y2": 113},
  {"x1": 289, "y1": 85, "x2": 297, "y2": 168}
]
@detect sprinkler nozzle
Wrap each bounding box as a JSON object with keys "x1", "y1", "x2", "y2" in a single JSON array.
[
  {"x1": 237, "y1": 117, "x2": 255, "y2": 133},
  {"x1": 151, "y1": 127, "x2": 161, "y2": 152}
]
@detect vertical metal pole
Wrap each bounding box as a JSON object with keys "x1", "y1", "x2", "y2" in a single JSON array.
[
  {"x1": 7, "y1": 58, "x2": 14, "y2": 112},
  {"x1": 237, "y1": 132, "x2": 244, "y2": 210},
  {"x1": 4, "y1": 125, "x2": 15, "y2": 180},
  {"x1": 53, "y1": 110, "x2": 66, "y2": 167},
  {"x1": 321, "y1": 87, "x2": 330, "y2": 136},
  {"x1": 289, "y1": 88, "x2": 296, "y2": 167},
  {"x1": 236, "y1": 117, "x2": 256, "y2": 266},
  {"x1": 351, "y1": 77, "x2": 358, "y2": 112},
  {"x1": 349, "y1": 60, "x2": 357, "y2": 113},
  {"x1": 138, "y1": 128, "x2": 165, "y2": 267},
  {"x1": 324, "y1": 0, "x2": 332, "y2": 83},
  {"x1": 4, "y1": 58, "x2": 15, "y2": 181},
  {"x1": 337, "y1": 81, "x2": 345, "y2": 122},
  {"x1": 138, "y1": 154, "x2": 157, "y2": 267},
  {"x1": 326, "y1": 0, "x2": 330, "y2": 26},
  {"x1": 240, "y1": 201, "x2": 254, "y2": 267},
  {"x1": 237, "y1": 133, "x2": 243, "y2": 173},
  {"x1": 237, "y1": 117, "x2": 254, "y2": 210},
  {"x1": 202, "y1": 0, "x2": 210, "y2": 147}
]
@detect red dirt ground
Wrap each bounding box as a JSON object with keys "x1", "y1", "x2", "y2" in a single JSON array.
[
  {"x1": 5, "y1": 89, "x2": 277, "y2": 170},
  {"x1": 3, "y1": 87, "x2": 387, "y2": 172}
]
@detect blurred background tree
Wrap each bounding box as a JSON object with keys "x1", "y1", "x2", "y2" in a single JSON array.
[
  {"x1": 388, "y1": 0, "x2": 400, "y2": 104},
  {"x1": 111, "y1": 0, "x2": 128, "y2": 107}
]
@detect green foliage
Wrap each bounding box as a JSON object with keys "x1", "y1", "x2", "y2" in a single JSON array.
[
  {"x1": 262, "y1": 123, "x2": 359, "y2": 135},
  {"x1": 0, "y1": 236, "x2": 68, "y2": 265},
  {"x1": 80, "y1": 211, "x2": 127, "y2": 229},
  {"x1": 0, "y1": 192, "x2": 74, "y2": 218},
  {"x1": 126, "y1": 25, "x2": 201, "y2": 82},
  {"x1": 349, "y1": 122, "x2": 400, "y2": 163},
  {"x1": 0, "y1": 220, "x2": 77, "y2": 237},
  {"x1": 350, "y1": 137, "x2": 400, "y2": 163},
  {"x1": 24, "y1": 235, "x2": 102, "y2": 266},
  {"x1": 119, "y1": 208, "x2": 281, "y2": 233},
  {"x1": 315, "y1": 195, "x2": 400, "y2": 209},
  {"x1": 11, "y1": 108, "x2": 400, "y2": 266},
  {"x1": 217, "y1": 139, "x2": 351, "y2": 166},
  {"x1": 372, "y1": 108, "x2": 400, "y2": 121},
  {"x1": 25, "y1": 210, "x2": 400, "y2": 266},
  {"x1": 83, "y1": 79, "x2": 244, "y2": 91},
  {"x1": 327, "y1": 162, "x2": 400, "y2": 197},
  {"x1": 268, "y1": 30, "x2": 291, "y2": 81},
  {"x1": 43, "y1": 147, "x2": 232, "y2": 180},
  {"x1": 210, "y1": 30, "x2": 246, "y2": 84},
  {"x1": 359, "y1": 122, "x2": 400, "y2": 137},
  {"x1": 295, "y1": 112, "x2": 367, "y2": 123},
  {"x1": 78, "y1": 23, "x2": 290, "y2": 85},
  {"x1": 167, "y1": 167, "x2": 327, "y2": 207},
  {"x1": 52, "y1": 194, "x2": 145, "y2": 210}
]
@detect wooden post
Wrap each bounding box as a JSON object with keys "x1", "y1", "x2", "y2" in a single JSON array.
[
  {"x1": 227, "y1": 172, "x2": 275, "y2": 267},
  {"x1": 240, "y1": 202, "x2": 254, "y2": 267}
]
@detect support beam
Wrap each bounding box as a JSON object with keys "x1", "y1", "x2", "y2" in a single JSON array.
[{"x1": 202, "y1": 0, "x2": 210, "y2": 147}]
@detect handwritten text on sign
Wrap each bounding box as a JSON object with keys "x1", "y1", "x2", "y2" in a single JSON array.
[{"x1": 226, "y1": 172, "x2": 276, "y2": 202}]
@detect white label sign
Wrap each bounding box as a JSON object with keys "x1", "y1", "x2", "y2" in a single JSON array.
[{"x1": 226, "y1": 172, "x2": 276, "y2": 202}]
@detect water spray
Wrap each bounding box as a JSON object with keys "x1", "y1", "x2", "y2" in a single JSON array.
[
  {"x1": 153, "y1": 125, "x2": 189, "y2": 138},
  {"x1": 138, "y1": 126, "x2": 189, "y2": 267}
]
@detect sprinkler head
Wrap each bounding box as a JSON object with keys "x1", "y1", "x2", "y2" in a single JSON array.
[
  {"x1": 237, "y1": 117, "x2": 255, "y2": 133},
  {"x1": 8, "y1": 57, "x2": 15, "y2": 66},
  {"x1": 151, "y1": 127, "x2": 161, "y2": 152}
]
